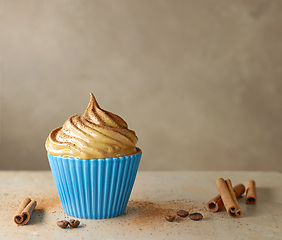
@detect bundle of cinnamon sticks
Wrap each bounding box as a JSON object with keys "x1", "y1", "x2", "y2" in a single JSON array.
[{"x1": 207, "y1": 179, "x2": 257, "y2": 218}]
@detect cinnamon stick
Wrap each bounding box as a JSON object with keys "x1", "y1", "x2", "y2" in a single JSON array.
[
  {"x1": 246, "y1": 180, "x2": 257, "y2": 204},
  {"x1": 216, "y1": 178, "x2": 242, "y2": 218},
  {"x1": 14, "y1": 198, "x2": 37, "y2": 225},
  {"x1": 207, "y1": 183, "x2": 245, "y2": 212}
]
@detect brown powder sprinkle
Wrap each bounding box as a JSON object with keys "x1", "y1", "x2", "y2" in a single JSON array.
[{"x1": 123, "y1": 199, "x2": 206, "y2": 229}]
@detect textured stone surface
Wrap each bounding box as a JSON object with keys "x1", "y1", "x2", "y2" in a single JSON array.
[
  {"x1": 0, "y1": 0, "x2": 282, "y2": 170},
  {"x1": 0, "y1": 171, "x2": 281, "y2": 239}
]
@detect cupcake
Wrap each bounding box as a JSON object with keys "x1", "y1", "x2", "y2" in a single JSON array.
[{"x1": 46, "y1": 93, "x2": 141, "y2": 219}]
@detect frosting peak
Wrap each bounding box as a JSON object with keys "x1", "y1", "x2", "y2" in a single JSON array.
[
  {"x1": 84, "y1": 93, "x2": 128, "y2": 128},
  {"x1": 45, "y1": 93, "x2": 138, "y2": 159}
]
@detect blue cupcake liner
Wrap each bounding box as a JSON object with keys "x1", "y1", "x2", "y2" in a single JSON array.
[{"x1": 47, "y1": 150, "x2": 141, "y2": 219}]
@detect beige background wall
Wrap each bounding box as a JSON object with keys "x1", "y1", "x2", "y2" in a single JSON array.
[{"x1": 0, "y1": 0, "x2": 282, "y2": 171}]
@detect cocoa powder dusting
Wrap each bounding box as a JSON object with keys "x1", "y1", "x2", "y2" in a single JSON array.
[
  {"x1": 123, "y1": 199, "x2": 207, "y2": 229},
  {"x1": 35, "y1": 196, "x2": 61, "y2": 210}
]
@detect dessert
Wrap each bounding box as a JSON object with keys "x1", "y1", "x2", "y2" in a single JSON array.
[{"x1": 46, "y1": 93, "x2": 142, "y2": 219}]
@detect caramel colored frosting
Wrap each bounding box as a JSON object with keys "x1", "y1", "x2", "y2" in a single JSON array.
[{"x1": 45, "y1": 93, "x2": 139, "y2": 159}]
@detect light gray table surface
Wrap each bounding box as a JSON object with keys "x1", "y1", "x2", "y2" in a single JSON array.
[{"x1": 0, "y1": 170, "x2": 281, "y2": 240}]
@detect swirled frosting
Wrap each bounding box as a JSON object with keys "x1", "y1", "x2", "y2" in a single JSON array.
[{"x1": 45, "y1": 93, "x2": 139, "y2": 159}]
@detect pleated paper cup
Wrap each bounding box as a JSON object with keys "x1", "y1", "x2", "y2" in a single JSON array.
[{"x1": 47, "y1": 149, "x2": 141, "y2": 219}]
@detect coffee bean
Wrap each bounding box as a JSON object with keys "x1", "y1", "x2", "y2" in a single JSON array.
[
  {"x1": 165, "y1": 215, "x2": 175, "y2": 222},
  {"x1": 57, "y1": 220, "x2": 69, "y2": 228},
  {"x1": 177, "y1": 210, "x2": 189, "y2": 217},
  {"x1": 189, "y1": 213, "x2": 203, "y2": 221},
  {"x1": 69, "y1": 219, "x2": 80, "y2": 228}
]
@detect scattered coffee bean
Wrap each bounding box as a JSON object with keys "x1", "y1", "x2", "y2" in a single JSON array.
[
  {"x1": 57, "y1": 220, "x2": 69, "y2": 228},
  {"x1": 69, "y1": 219, "x2": 80, "y2": 228},
  {"x1": 189, "y1": 213, "x2": 203, "y2": 221},
  {"x1": 177, "y1": 210, "x2": 189, "y2": 217},
  {"x1": 165, "y1": 215, "x2": 175, "y2": 222}
]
